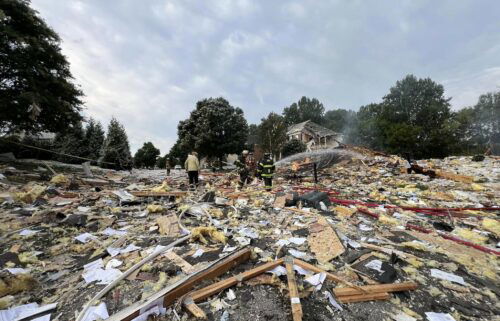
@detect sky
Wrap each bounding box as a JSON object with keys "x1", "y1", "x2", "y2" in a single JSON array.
[{"x1": 32, "y1": 0, "x2": 500, "y2": 154}]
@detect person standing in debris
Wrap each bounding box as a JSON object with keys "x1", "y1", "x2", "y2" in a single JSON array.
[
  {"x1": 184, "y1": 151, "x2": 200, "y2": 189},
  {"x1": 234, "y1": 150, "x2": 250, "y2": 187},
  {"x1": 258, "y1": 153, "x2": 275, "y2": 191},
  {"x1": 165, "y1": 157, "x2": 171, "y2": 176}
]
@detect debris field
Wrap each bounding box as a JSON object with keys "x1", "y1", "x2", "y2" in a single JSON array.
[{"x1": 0, "y1": 148, "x2": 499, "y2": 321}]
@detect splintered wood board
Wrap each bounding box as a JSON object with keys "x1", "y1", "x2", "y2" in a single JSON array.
[{"x1": 308, "y1": 217, "x2": 345, "y2": 263}]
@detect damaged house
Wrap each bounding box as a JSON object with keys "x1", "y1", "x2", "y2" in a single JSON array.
[{"x1": 286, "y1": 120, "x2": 342, "y2": 151}]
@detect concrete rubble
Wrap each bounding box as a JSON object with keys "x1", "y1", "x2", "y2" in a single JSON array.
[{"x1": 0, "y1": 148, "x2": 499, "y2": 321}]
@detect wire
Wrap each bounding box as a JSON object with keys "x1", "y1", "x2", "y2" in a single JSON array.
[{"x1": 0, "y1": 137, "x2": 116, "y2": 164}]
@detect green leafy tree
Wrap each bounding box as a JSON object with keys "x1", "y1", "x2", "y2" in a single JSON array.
[
  {"x1": 134, "y1": 142, "x2": 160, "y2": 168},
  {"x1": 83, "y1": 118, "x2": 105, "y2": 162},
  {"x1": 177, "y1": 97, "x2": 248, "y2": 164},
  {"x1": 0, "y1": 0, "x2": 83, "y2": 134},
  {"x1": 247, "y1": 124, "x2": 260, "y2": 147},
  {"x1": 352, "y1": 75, "x2": 456, "y2": 158},
  {"x1": 99, "y1": 117, "x2": 133, "y2": 170},
  {"x1": 258, "y1": 112, "x2": 287, "y2": 158},
  {"x1": 283, "y1": 97, "x2": 325, "y2": 126},
  {"x1": 53, "y1": 122, "x2": 86, "y2": 164},
  {"x1": 282, "y1": 139, "x2": 306, "y2": 157},
  {"x1": 324, "y1": 109, "x2": 356, "y2": 133},
  {"x1": 168, "y1": 140, "x2": 189, "y2": 168}
]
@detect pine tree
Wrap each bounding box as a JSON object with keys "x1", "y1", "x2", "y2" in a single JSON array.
[
  {"x1": 84, "y1": 118, "x2": 105, "y2": 162},
  {"x1": 54, "y1": 122, "x2": 86, "y2": 164},
  {"x1": 99, "y1": 117, "x2": 133, "y2": 170}
]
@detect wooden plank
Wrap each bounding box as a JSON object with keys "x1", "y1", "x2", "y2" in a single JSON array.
[
  {"x1": 333, "y1": 282, "x2": 418, "y2": 297},
  {"x1": 161, "y1": 248, "x2": 252, "y2": 307},
  {"x1": 108, "y1": 248, "x2": 251, "y2": 321},
  {"x1": 190, "y1": 259, "x2": 284, "y2": 302},
  {"x1": 285, "y1": 257, "x2": 303, "y2": 321},
  {"x1": 337, "y1": 292, "x2": 390, "y2": 303},
  {"x1": 165, "y1": 250, "x2": 196, "y2": 274},
  {"x1": 293, "y1": 259, "x2": 366, "y2": 293},
  {"x1": 130, "y1": 191, "x2": 187, "y2": 197},
  {"x1": 184, "y1": 297, "x2": 207, "y2": 319}
]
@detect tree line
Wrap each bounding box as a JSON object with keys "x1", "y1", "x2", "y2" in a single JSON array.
[{"x1": 1, "y1": 0, "x2": 498, "y2": 170}]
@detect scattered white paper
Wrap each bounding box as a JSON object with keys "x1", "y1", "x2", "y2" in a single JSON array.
[
  {"x1": 293, "y1": 222, "x2": 306, "y2": 227},
  {"x1": 425, "y1": 312, "x2": 456, "y2": 321},
  {"x1": 102, "y1": 227, "x2": 127, "y2": 237},
  {"x1": 6, "y1": 268, "x2": 30, "y2": 275},
  {"x1": 238, "y1": 227, "x2": 259, "y2": 239},
  {"x1": 192, "y1": 249, "x2": 204, "y2": 258},
  {"x1": 222, "y1": 245, "x2": 238, "y2": 253},
  {"x1": 113, "y1": 189, "x2": 135, "y2": 201},
  {"x1": 84, "y1": 259, "x2": 103, "y2": 271},
  {"x1": 323, "y1": 291, "x2": 343, "y2": 311},
  {"x1": 0, "y1": 303, "x2": 38, "y2": 321},
  {"x1": 19, "y1": 229, "x2": 39, "y2": 236},
  {"x1": 81, "y1": 302, "x2": 109, "y2": 321},
  {"x1": 288, "y1": 249, "x2": 307, "y2": 259},
  {"x1": 82, "y1": 267, "x2": 122, "y2": 284},
  {"x1": 293, "y1": 265, "x2": 312, "y2": 276},
  {"x1": 31, "y1": 315, "x2": 51, "y2": 321},
  {"x1": 226, "y1": 289, "x2": 236, "y2": 300},
  {"x1": 393, "y1": 312, "x2": 417, "y2": 321},
  {"x1": 359, "y1": 224, "x2": 373, "y2": 231},
  {"x1": 56, "y1": 200, "x2": 72, "y2": 206},
  {"x1": 275, "y1": 239, "x2": 290, "y2": 247},
  {"x1": 75, "y1": 232, "x2": 97, "y2": 243},
  {"x1": 268, "y1": 265, "x2": 287, "y2": 276},
  {"x1": 430, "y1": 269, "x2": 466, "y2": 286},
  {"x1": 13, "y1": 302, "x2": 57, "y2": 321},
  {"x1": 131, "y1": 305, "x2": 167, "y2": 321},
  {"x1": 289, "y1": 237, "x2": 307, "y2": 245},
  {"x1": 305, "y1": 272, "x2": 327, "y2": 291},
  {"x1": 365, "y1": 260, "x2": 384, "y2": 273},
  {"x1": 77, "y1": 206, "x2": 91, "y2": 213},
  {"x1": 106, "y1": 259, "x2": 123, "y2": 269},
  {"x1": 234, "y1": 236, "x2": 251, "y2": 246},
  {"x1": 107, "y1": 244, "x2": 141, "y2": 257}
]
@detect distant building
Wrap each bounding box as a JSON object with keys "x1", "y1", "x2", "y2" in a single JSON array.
[{"x1": 286, "y1": 120, "x2": 342, "y2": 151}]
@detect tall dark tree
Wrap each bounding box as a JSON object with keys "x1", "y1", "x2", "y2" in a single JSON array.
[
  {"x1": 324, "y1": 109, "x2": 357, "y2": 133},
  {"x1": 99, "y1": 117, "x2": 133, "y2": 170},
  {"x1": 83, "y1": 118, "x2": 105, "y2": 162},
  {"x1": 247, "y1": 124, "x2": 260, "y2": 147},
  {"x1": 134, "y1": 142, "x2": 160, "y2": 168},
  {"x1": 283, "y1": 97, "x2": 325, "y2": 126},
  {"x1": 352, "y1": 75, "x2": 455, "y2": 158},
  {"x1": 168, "y1": 140, "x2": 189, "y2": 167},
  {"x1": 0, "y1": 0, "x2": 83, "y2": 134},
  {"x1": 53, "y1": 121, "x2": 86, "y2": 164},
  {"x1": 177, "y1": 97, "x2": 248, "y2": 164},
  {"x1": 258, "y1": 112, "x2": 287, "y2": 158}
]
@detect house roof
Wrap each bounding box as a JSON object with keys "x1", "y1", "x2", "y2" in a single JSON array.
[{"x1": 286, "y1": 120, "x2": 339, "y2": 138}]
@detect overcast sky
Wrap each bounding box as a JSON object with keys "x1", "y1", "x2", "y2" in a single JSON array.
[{"x1": 32, "y1": 0, "x2": 500, "y2": 153}]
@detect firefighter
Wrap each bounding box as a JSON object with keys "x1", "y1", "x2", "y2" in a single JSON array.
[
  {"x1": 258, "y1": 153, "x2": 275, "y2": 191},
  {"x1": 234, "y1": 150, "x2": 250, "y2": 187}
]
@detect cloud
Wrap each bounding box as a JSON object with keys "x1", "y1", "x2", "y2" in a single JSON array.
[{"x1": 31, "y1": 0, "x2": 500, "y2": 153}]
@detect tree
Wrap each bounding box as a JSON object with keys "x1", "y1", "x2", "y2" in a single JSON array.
[
  {"x1": 177, "y1": 97, "x2": 248, "y2": 164},
  {"x1": 83, "y1": 118, "x2": 105, "y2": 162},
  {"x1": 0, "y1": 0, "x2": 83, "y2": 134},
  {"x1": 99, "y1": 117, "x2": 133, "y2": 170},
  {"x1": 53, "y1": 121, "x2": 86, "y2": 164},
  {"x1": 134, "y1": 142, "x2": 160, "y2": 168},
  {"x1": 283, "y1": 96, "x2": 325, "y2": 126},
  {"x1": 282, "y1": 139, "x2": 306, "y2": 157},
  {"x1": 168, "y1": 140, "x2": 189, "y2": 167},
  {"x1": 258, "y1": 112, "x2": 287, "y2": 158},
  {"x1": 324, "y1": 109, "x2": 356, "y2": 133},
  {"x1": 247, "y1": 124, "x2": 260, "y2": 147},
  {"x1": 351, "y1": 75, "x2": 456, "y2": 158}
]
